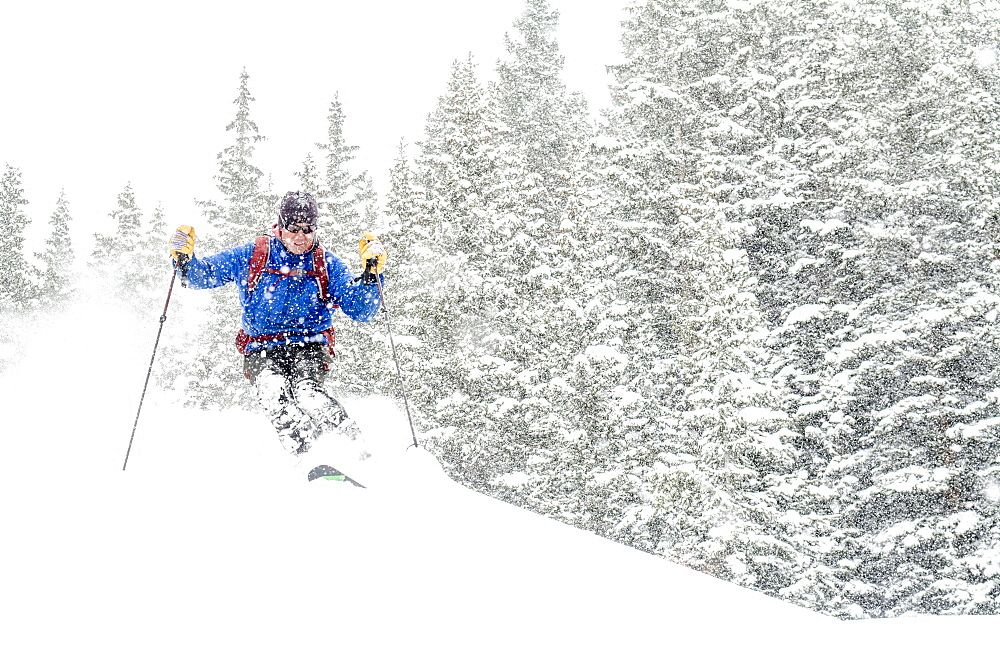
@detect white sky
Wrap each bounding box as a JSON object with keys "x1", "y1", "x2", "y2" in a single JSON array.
[{"x1": 1, "y1": 0, "x2": 630, "y2": 254}]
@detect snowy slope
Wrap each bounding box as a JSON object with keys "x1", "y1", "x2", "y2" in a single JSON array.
[{"x1": 1, "y1": 298, "x2": 997, "y2": 667}]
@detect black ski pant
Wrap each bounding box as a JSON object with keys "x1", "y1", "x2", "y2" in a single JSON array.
[{"x1": 243, "y1": 343, "x2": 352, "y2": 454}]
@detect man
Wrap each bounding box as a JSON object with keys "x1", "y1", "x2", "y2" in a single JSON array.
[{"x1": 168, "y1": 191, "x2": 387, "y2": 477}]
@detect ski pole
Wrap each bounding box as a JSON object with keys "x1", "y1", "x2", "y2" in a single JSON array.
[
  {"x1": 367, "y1": 260, "x2": 420, "y2": 450},
  {"x1": 122, "y1": 267, "x2": 179, "y2": 470}
]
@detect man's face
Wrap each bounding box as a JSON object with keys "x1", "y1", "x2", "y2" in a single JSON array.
[{"x1": 278, "y1": 222, "x2": 316, "y2": 255}]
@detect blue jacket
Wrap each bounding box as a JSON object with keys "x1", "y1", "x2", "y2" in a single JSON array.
[{"x1": 179, "y1": 237, "x2": 382, "y2": 353}]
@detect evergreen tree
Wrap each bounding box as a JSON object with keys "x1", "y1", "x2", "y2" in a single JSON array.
[
  {"x1": 599, "y1": 0, "x2": 1000, "y2": 617},
  {"x1": 384, "y1": 140, "x2": 428, "y2": 249},
  {"x1": 487, "y1": 1, "x2": 605, "y2": 515},
  {"x1": 409, "y1": 55, "x2": 508, "y2": 478},
  {"x1": 91, "y1": 182, "x2": 141, "y2": 269},
  {"x1": 654, "y1": 205, "x2": 804, "y2": 597},
  {"x1": 595, "y1": 0, "x2": 842, "y2": 601},
  {"x1": 188, "y1": 69, "x2": 276, "y2": 409},
  {"x1": 35, "y1": 189, "x2": 76, "y2": 308},
  {"x1": 589, "y1": 0, "x2": 711, "y2": 552},
  {"x1": 370, "y1": 141, "x2": 439, "y2": 429},
  {"x1": 90, "y1": 184, "x2": 168, "y2": 315},
  {"x1": 305, "y1": 95, "x2": 382, "y2": 399},
  {"x1": 410, "y1": 42, "x2": 608, "y2": 522},
  {"x1": 0, "y1": 164, "x2": 37, "y2": 311},
  {"x1": 774, "y1": 0, "x2": 1000, "y2": 617},
  {"x1": 91, "y1": 183, "x2": 142, "y2": 268},
  {"x1": 492, "y1": 0, "x2": 593, "y2": 226},
  {"x1": 409, "y1": 53, "x2": 584, "y2": 489},
  {"x1": 382, "y1": 139, "x2": 432, "y2": 339},
  {"x1": 295, "y1": 152, "x2": 324, "y2": 196},
  {"x1": 137, "y1": 203, "x2": 171, "y2": 295},
  {"x1": 197, "y1": 68, "x2": 275, "y2": 248},
  {"x1": 314, "y1": 95, "x2": 377, "y2": 239}
]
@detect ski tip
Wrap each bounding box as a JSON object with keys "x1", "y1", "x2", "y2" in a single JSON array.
[{"x1": 307, "y1": 464, "x2": 366, "y2": 487}]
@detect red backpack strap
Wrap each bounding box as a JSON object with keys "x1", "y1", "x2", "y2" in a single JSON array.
[
  {"x1": 312, "y1": 243, "x2": 330, "y2": 302},
  {"x1": 320, "y1": 327, "x2": 335, "y2": 357},
  {"x1": 247, "y1": 236, "x2": 271, "y2": 292}
]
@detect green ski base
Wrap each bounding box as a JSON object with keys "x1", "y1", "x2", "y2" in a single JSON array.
[{"x1": 307, "y1": 464, "x2": 366, "y2": 488}]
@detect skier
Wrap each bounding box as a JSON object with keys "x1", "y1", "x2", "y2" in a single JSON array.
[{"x1": 167, "y1": 191, "x2": 387, "y2": 472}]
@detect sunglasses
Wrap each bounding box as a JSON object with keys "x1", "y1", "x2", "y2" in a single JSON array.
[{"x1": 279, "y1": 217, "x2": 316, "y2": 235}]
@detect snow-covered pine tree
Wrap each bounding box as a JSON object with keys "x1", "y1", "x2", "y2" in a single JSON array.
[
  {"x1": 506, "y1": 153, "x2": 617, "y2": 531},
  {"x1": 91, "y1": 183, "x2": 140, "y2": 270},
  {"x1": 135, "y1": 203, "x2": 172, "y2": 301},
  {"x1": 302, "y1": 94, "x2": 382, "y2": 398},
  {"x1": 383, "y1": 140, "x2": 428, "y2": 258},
  {"x1": 811, "y1": 0, "x2": 1000, "y2": 617},
  {"x1": 295, "y1": 152, "x2": 324, "y2": 197},
  {"x1": 433, "y1": 3, "x2": 620, "y2": 529},
  {"x1": 408, "y1": 54, "x2": 542, "y2": 485},
  {"x1": 90, "y1": 184, "x2": 169, "y2": 316},
  {"x1": 0, "y1": 164, "x2": 38, "y2": 311},
  {"x1": 372, "y1": 141, "x2": 439, "y2": 441},
  {"x1": 35, "y1": 189, "x2": 76, "y2": 309},
  {"x1": 654, "y1": 201, "x2": 804, "y2": 600},
  {"x1": 381, "y1": 140, "x2": 431, "y2": 325},
  {"x1": 0, "y1": 164, "x2": 39, "y2": 373},
  {"x1": 197, "y1": 68, "x2": 275, "y2": 248},
  {"x1": 594, "y1": 0, "x2": 833, "y2": 599},
  {"x1": 410, "y1": 54, "x2": 494, "y2": 476},
  {"x1": 666, "y1": 0, "x2": 877, "y2": 614},
  {"x1": 491, "y1": 0, "x2": 592, "y2": 227},
  {"x1": 416, "y1": 54, "x2": 519, "y2": 256},
  {"x1": 314, "y1": 95, "x2": 377, "y2": 240},
  {"x1": 187, "y1": 69, "x2": 276, "y2": 410},
  {"x1": 586, "y1": 0, "x2": 715, "y2": 553},
  {"x1": 640, "y1": 0, "x2": 1000, "y2": 617}
]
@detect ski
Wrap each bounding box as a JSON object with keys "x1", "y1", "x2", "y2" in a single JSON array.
[{"x1": 306, "y1": 464, "x2": 366, "y2": 487}]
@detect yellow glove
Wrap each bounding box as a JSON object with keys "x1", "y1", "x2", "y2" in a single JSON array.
[
  {"x1": 359, "y1": 232, "x2": 387, "y2": 274},
  {"x1": 169, "y1": 225, "x2": 196, "y2": 265}
]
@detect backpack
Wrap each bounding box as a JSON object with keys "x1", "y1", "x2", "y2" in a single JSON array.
[
  {"x1": 247, "y1": 235, "x2": 330, "y2": 301},
  {"x1": 234, "y1": 236, "x2": 336, "y2": 356}
]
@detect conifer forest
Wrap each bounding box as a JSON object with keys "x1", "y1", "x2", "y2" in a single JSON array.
[{"x1": 3, "y1": 0, "x2": 1000, "y2": 619}]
